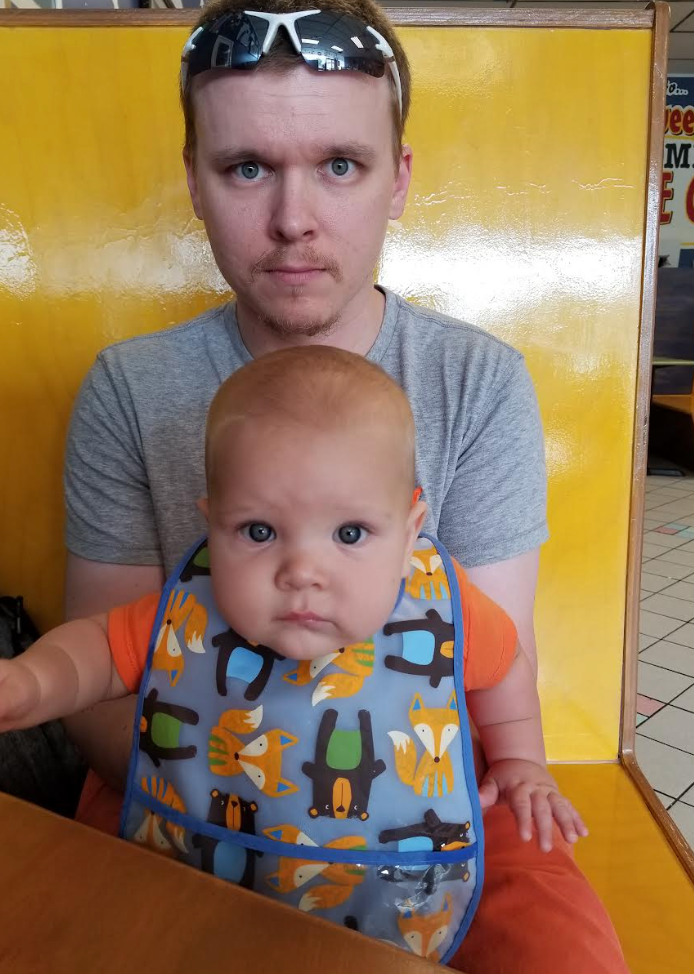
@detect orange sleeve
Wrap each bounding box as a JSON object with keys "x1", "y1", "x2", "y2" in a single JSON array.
[
  {"x1": 454, "y1": 561, "x2": 518, "y2": 692},
  {"x1": 107, "y1": 591, "x2": 161, "y2": 694}
]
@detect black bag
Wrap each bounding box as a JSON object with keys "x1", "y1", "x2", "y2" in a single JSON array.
[{"x1": 0, "y1": 597, "x2": 86, "y2": 817}]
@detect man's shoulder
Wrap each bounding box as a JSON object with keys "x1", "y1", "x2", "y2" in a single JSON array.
[
  {"x1": 97, "y1": 303, "x2": 233, "y2": 369},
  {"x1": 391, "y1": 293, "x2": 523, "y2": 363}
]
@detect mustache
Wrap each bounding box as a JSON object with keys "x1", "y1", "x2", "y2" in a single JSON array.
[{"x1": 251, "y1": 247, "x2": 342, "y2": 281}]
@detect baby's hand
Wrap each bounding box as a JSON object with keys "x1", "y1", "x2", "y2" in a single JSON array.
[
  {"x1": 478, "y1": 758, "x2": 588, "y2": 852},
  {"x1": 0, "y1": 659, "x2": 41, "y2": 732}
]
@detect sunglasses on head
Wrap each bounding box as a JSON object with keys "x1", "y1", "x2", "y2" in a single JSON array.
[{"x1": 181, "y1": 8, "x2": 403, "y2": 117}]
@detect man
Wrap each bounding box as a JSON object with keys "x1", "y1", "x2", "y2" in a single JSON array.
[{"x1": 62, "y1": 2, "x2": 626, "y2": 971}]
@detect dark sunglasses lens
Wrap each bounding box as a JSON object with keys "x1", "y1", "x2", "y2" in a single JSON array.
[
  {"x1": 186, "y1": 12, "x2": 270, "y2": 77},
  {"x1": 294, "y1": 11, "x2": 386, "y2": 77}
]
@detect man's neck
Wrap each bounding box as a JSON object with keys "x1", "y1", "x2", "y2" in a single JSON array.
[{"x1": 235, "y1": 284, "x2": 386, "y2": 359}]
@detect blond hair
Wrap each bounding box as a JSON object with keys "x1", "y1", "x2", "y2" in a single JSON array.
[
  {"x1": 181, "y1": 0, "x2": 411, "y2": 166},
  {"x1": 206, "y1": 346, "x2": 415, "y2": 491}
]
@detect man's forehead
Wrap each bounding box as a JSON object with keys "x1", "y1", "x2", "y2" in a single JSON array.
[{"x1": 192, "y1": 64, "x2": 393, "y2": 149}]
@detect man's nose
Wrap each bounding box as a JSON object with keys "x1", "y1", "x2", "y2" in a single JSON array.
[
  {"x1": 276, "y1": 549, "x2": 323, "y2": 591},
  {"x1": 268, "y1": 171, "x2": 318, "y2": 243}
]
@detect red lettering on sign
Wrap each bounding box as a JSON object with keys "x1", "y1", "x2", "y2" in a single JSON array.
[
  {"x1": 671, "y1": 108, "x2": 683, "y2": 136},
  {"x1": 687, "y1": 176, "x2": 694, "y2": 223},
  {"x1": 661, "y1": 171, "x2": 674, "y2": 224},
  {"x1": 684, "y1": 108, "x2": 694, "y2": 138}
]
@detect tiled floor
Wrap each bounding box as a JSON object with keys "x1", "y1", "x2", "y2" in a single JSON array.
[{"x1": 638, "y1": 474, "x2": 694, "y2": 848}]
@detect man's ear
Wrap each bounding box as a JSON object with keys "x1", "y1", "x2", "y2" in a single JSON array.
[
  {"x1": 183, "y1": 147, "x2": 204, "y2": 220},
  {"x1": 197, "y1": 497, "x2": 210, "y2": 522},
  {"x1": 402, "y1": 499, "x2": 428, "y2": 576},
  {"x1": 389, "y1": 144, "x2": 413, "y2": 221}
]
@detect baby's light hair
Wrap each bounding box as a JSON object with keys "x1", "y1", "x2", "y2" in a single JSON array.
[{"x1": 206, "y1": 346, "x2": 415, "y2": 494}]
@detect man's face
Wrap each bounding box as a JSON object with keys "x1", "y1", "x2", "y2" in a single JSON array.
[{"x1": 184, "y1": 64, "x2": 412, "y2": 337}]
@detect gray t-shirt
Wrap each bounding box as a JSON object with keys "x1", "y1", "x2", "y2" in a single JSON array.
[{"x1": 64, "y1": 287, "x2": 547, "y2": 574}]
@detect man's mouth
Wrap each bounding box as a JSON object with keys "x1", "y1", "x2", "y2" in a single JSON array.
[{"x1": 266, "y1": 267, "x2": 325, "y2": 286}]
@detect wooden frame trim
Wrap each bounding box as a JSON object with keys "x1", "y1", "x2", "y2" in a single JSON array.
[
  {"x1": 0, "y1": 6, "x2": 655, "y2": 29},
  {"x1": 623, "y1": 753, "x2": 694, "y2": 882},
  {"x1": 620, "y1": 1, "x2": 694, "y2": 883},
  {"x1": 621, "y1": 0, "x2": 669, "y2": 762}
]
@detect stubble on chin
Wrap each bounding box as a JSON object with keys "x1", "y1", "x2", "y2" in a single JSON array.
[{"x1": 260, "y1": 302, "x2": 341, "y2": 340}]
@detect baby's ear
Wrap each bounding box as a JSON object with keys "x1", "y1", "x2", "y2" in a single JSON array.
[
  {"x1": 402, "y1": 499, "x2": 428, "y2": 575},
  {"x1": 197, "y1": 497, "x2": 210, "y2": 522}
]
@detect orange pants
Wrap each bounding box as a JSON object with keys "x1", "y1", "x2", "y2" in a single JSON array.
[{"x1": 77, "y1": 772, "x2": 627, "y2": 973}]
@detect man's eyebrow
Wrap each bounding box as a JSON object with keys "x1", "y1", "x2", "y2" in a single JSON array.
[
  {"x1": 319, "y1": 142, "x2": 378, "y2": 162},
  {"x1": 207, "y1": 142, "x2": 379, "y2": 167}
]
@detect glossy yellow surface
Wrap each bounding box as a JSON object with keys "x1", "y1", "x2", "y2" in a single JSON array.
[
  {"x1": 553, "y1": 764, "x2": 694, "y2": 973},
  {"x1": 0, "y1": 26, "x2": 651, "y2": 761}
]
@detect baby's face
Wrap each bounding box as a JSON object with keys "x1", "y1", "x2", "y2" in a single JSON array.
[{"x1": 203, "y1": 418, "x2": 423, "y2": 659}]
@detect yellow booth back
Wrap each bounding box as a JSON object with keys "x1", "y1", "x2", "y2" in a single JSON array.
[{"x1": 0, "y1": 9, "x2": 659, "y2": 765}]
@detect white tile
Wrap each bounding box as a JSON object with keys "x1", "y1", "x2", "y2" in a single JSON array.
[
  {"x1": 650, "y1": 478, "x2": 694, "y2": 492},
  {"x1": 672, "y1": 684, "x2": 694, "y2": 713},
  {"x1": 635, "y1": 734, "x2": 694, "y2": 795},
  {"x1": 661, "y1": 580, "x2": 694, "y2": 601},
  {"x1": 644, "y1": 498, "x2": 670, "y2": 511},
  {"x1": 637, "y1": 661, "x2": 694, "y2": 702},
  {"x1": 640, "y1": 572, "x2": 675, "y2": 593},
  {"x1": 662, "y1": 626, "x2": 694, "y2": 651},
  {"x1": 655, "y1": 790, "x2": 676, "y2": 809},
  {"x1": 669, "y1": 801, "x2": 694, "y2": 849},
  {"x1": 642, "y1": 542, "x2": 672, "y2": 560},
  {"x1": 638, "y1": 611, "x2": 683, "y2": 639},
  {"x1": 637, "y1": 704, "x2": 694, "y2": 753},
  {"x1": 647, "y1": 476, "x2": 693, "y2": 487},
  {"x1": 641, "y1": 557, "x2": 694, "y2": 579},
  {"x1": 645, "y1": 500, "x2": 694, "y2": 517},
  {"x1": 648, "y1": 488, "x2": 692, "y2": 501},
  {"x1": 640, "y1": 639, "x2": 694, "y2": 675},
  {"x1": 655, "y1": 513, "x2": 694, "y2": 528},
  {"x1": 638, "y1": 611, "x2": 683, "y2": 638},
  {"x1": 676, "y1": 539, "x2": 694, "y2": 553},
  {"x1": 639, "y1": 634, "x2": 659, "y2": 651},
  {"x1": 643, "y1": 531, "x2": 689, "y2": 550},
  {"x1": 680, "y1": 783, "x2": 694, "y2": 805},
  {"x1": 640, "y1": 593, "x2": 694, "y2": 622},
  {"x1": 643, "y1": 518, "x2": 666, "y2": 531}
]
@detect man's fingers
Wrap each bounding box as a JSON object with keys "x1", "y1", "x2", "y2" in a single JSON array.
[
  {"x1": 531, "y1": 791, "x2": 554, "y2": 852},
  {"x1": 508, "y1": 785, "x2": 533, "y2": 842}
]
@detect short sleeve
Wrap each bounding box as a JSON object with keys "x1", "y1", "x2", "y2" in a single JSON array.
[
  {"x1": 455, "y1": 561, "x2": 518, "y2": 691},
  {"x1": 107, "y1": 591, "x2": 160, "y2": 693},
  {"x1": 437, "y1": 358, "x2": 548, "y2": 568},
  {"x1": 64, "y1": 355, "x2": 163, "y2": 565}
]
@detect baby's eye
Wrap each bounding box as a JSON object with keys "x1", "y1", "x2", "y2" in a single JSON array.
[
  {"x1": 242, "y1": 522, "x2": 275, "y2": 543},
  {"x1": 336, "y1": 524, "x2": 365, "y2": 545},
  {"x1": 328, "y1": 158, "x2": 355, "y2": 177}
]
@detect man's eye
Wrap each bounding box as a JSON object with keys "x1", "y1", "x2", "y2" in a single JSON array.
[
  {"x1": 329, "y1": 158, "x2": 355, "y2": 177},
  {"x1": 242, "y1": 522, "x2": 275, "y2": 543},
  {"x1": 336, "y1": 524, "x2": 365, "y2": 545},
  {"x1": 234, "y1": 161, "x2": 264, "y2": 180}
]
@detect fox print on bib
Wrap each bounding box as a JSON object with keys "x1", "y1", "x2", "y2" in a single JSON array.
[{"x1": 121, "y1": 534, "x2": 484, "y2": 963}]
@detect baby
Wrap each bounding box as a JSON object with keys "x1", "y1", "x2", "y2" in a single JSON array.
[{"x1": 0, "y1": 346, "x2": 585, "y2": 962}]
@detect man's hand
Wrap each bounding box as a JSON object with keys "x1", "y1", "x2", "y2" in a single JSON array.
[
  {"x1": 0, "y1": 659, "x2": 41, "y2": 731},
  {"x1": 478, "y1": 758, "x2": 588, "y2": 852}
]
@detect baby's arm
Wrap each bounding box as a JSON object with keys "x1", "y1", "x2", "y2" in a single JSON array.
[
  {"x1": 0, "y1": 616, "x2": 128, "y2": 732},
  {"x1": 467, "y1": 645, "x2": 588, "y2": 851}
]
